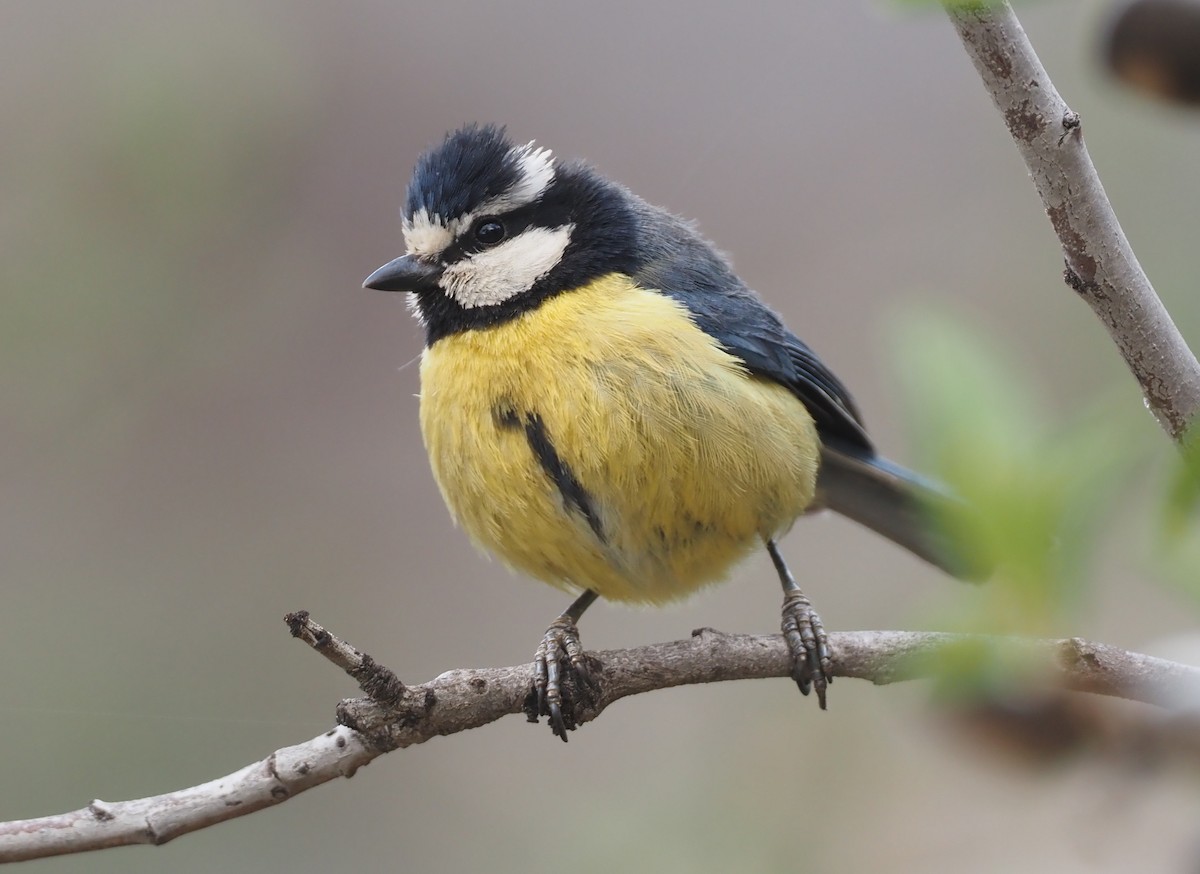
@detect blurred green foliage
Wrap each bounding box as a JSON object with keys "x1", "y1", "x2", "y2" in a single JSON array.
[
  {"x1": 1158, "y1": 429, "x2": 1200, "y2": 590},
  {"x1": 891, "y1": 313, "x2": 1184, "y2": 695}
]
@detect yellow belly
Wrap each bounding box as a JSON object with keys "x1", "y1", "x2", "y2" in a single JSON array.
[{"x1": 418, "y1": 274, "x2": 820, "y2": 604}]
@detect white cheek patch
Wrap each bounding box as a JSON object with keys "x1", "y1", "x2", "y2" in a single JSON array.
[{"x1": 440, "y1": 224, "x2": 574, "y2": 309}]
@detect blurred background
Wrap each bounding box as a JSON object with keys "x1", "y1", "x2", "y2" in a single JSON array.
[{"x1": 3, "y1": 0, "x2": 1200, "y2": 871}]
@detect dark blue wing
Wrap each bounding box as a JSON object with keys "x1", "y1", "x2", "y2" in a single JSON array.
[{"x1": 628, "y1": 200, "x2": 871, "y2": 451}]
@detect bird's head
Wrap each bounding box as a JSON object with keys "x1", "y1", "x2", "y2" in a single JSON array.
[{"x1": 364, "y1": 125, "x2": 639, "y2": 344}]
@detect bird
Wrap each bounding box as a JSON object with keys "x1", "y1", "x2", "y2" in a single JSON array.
[{"x1": 364, "y1": 124, "x2": 980, "y2": 740}]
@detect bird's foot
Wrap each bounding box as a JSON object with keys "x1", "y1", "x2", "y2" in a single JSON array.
[
  {"x1": 781, "y1": 590, "x2": 832, "y2": 709},
  {"x1": 529, "y1": 614, "x2": 596, "y2": 741}
]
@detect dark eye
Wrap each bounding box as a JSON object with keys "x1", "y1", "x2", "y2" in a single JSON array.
[{"x1": 473, "y1": 219, "x2": 506, "y2": 246}]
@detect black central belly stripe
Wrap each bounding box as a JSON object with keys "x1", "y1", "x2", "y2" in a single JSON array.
[{"x1": 500, "y1": 408, "x2": 606, "y2": 544}]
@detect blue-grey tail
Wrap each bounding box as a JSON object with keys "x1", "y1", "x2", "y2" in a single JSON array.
[{"x1": 816, "y1": 439, "x2": 990, "y2": 582}]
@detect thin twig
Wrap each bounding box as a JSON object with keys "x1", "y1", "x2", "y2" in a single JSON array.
[
  {"x1": 285, "y1": 610, "x2": 407, "y2": 706},
  {"x1": 945, "y1": 0, "x2": 1200, "y2": 440},
  {"x1": 0, "y1": 725, "x2": 373, "y2": 864},
  {"x1": 3, "y1": 623, "x2": 1199, "y2": 863}
]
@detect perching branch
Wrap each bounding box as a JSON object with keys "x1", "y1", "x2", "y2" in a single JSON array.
[
  {"x1": 945, "y1": 0, "x2": 1200, "y2": 441},
  {"x1": 4, "y1": 615, "x2": 1200, "y2": 864}
]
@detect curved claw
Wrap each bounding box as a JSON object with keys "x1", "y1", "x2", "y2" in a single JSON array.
[
  {"x1": 781, "y1": 591, "x2": 832, "y2": 710},
  {"x1": 532, "y1": 616, "x2": 594, "y2": 741}
]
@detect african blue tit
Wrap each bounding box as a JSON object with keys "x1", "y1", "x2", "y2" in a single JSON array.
[{"x1": 365, "y1": 125, "x2": 978, "y2": 740}]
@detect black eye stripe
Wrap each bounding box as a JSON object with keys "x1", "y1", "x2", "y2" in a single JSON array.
[{"x1": 437, "y1": 199, "x2": 570, "y2": 265}]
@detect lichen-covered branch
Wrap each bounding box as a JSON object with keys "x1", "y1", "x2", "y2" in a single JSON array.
[
  {"x1": 4, "y1": 622, "x2": 1200, "y2": 864},
  {"x1": 946, "y1": 0, "x2": 1200, "y2": 440}
]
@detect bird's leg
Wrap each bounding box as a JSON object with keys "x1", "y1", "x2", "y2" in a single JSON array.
[
  {"x1": 766, "y1": 539, "x2": 831, "y2": 709},
  {"x1": 532, "y1": 588, "x2": 599, "y2": 741}
]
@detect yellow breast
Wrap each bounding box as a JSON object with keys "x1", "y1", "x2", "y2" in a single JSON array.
[{"x1": 418, "y1": 274, "x2": 820, "y2": 604}]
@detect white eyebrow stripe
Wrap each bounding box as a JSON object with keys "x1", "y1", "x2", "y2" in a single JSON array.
[
  {"x1": 478, "y1": 143, "x2": 555, "y2": 214},
  {"x1": 401, "y1": 143, "x2": 556, "y2": 261}
]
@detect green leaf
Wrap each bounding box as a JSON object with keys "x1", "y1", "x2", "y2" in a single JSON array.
[
  {"x1": 1156, "y1": 428, "x2": 1200, "y2": 590},
  {"x1": 891, "y1": 313, "x2": 1142, "y2": 643}
]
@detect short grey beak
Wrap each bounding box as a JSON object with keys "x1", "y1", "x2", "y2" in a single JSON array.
[{"x1": 363, "y1": 255, "x2": 444, "y2": 292}]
